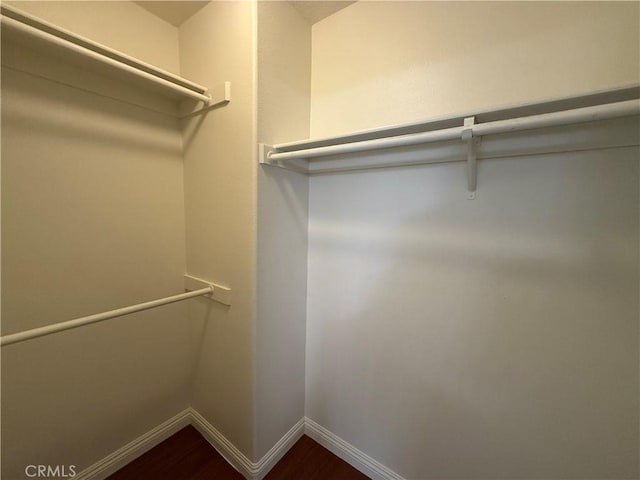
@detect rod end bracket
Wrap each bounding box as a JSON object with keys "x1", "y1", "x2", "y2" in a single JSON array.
[
  {"x1": 184, "y1": 274, "x2": 231, "y2": 306},
  {"x1": 259, "y1": 144, "x2": 276, "y2": 166}
]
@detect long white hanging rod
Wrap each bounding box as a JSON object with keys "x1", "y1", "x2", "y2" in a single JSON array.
[
  {"x1": 0, "y1": 287, "x2": 213, "y2": 347},
  {"x1": 0, "y1": 5, "x2": 212, "y2": 105},
  {"x1": 266, "y1": 99, "x2": 639, "y2": 162}
]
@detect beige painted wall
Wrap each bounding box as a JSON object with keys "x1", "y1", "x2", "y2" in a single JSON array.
[
  {"x1": 179, "y1": 0, "x2": 258, "y2": 459},
  {"x1": 1, "y1": 3, "x2": 190, "y2": 478},
  {"x1": 306, "y1": 2, "x2": 639, "y2": 478},
  {"x1": 311, "y1": 1, "x2": 640, "y2": 137},
  {"x1": 255, "y1": 0, "x2": 310, "y2": 460}
]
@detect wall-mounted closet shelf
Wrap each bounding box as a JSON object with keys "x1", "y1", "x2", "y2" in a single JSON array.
[
  {"x1": 0, "y1": 4, "x2": 230, "y2": 117},
  {"x1": 260, "y1": 85, "x2": 640, "y2": 197}
]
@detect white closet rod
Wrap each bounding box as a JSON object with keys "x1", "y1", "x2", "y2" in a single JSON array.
[
  {"x1": 267, "y1": 99, "x2": 640, "y2": 161},
  {"x1": 0, "y1": 287, "x2": 213, "y2": 347},
  {"x1": 0, "y1": 12, "x2": 212, "y2": 105}
]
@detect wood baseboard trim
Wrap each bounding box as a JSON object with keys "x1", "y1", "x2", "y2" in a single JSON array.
[{"x1": 304, "y1": 417, "x2": 405, "y2": 480}]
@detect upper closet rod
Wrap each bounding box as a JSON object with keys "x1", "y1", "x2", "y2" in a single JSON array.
[
  {"x1": 0, "y1": 287, "x2": 213, "y2": 347},
  {"x1": 267, "y1": 99, "x2": 640, "y2": 162},
  {"x1": 0, "y1": 6, "x2": 212, "y2": 105}
]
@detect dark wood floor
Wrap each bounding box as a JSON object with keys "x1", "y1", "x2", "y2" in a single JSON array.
[
  {"x1": 107, "y1": 425, "x2": 369, "y2": 480},
  {"x1": 264, "y1": 434, "x2": 369, "y2": 480}
]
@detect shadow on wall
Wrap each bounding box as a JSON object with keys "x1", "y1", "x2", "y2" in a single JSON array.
[
  {"x1": 1, "y1": 303, "x2": 192, "y2": 478},
  {"x1": 2, "y1": 67, "x2": 183, "y2": 158},
  {"x1": 187, "y1": 297, "x2": 232, "y2": 391},
  {"x1": 305, "y1": 150, "x2": 639, "y2": 478},
  {"x1": 1, "y1": 55, "x2": 192, "y2": 478},
  {"x1": 180, "y1": 100, "x2": 230, "y2": 156}
]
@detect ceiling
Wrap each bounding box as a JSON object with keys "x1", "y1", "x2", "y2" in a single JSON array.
[
  {"x1": 135, "y1": 1, "x2": 209, "y2": 27},
  {"x1": 290, "y1": 1, "x2": 356, "y2": 24},
  {"x1": 136, "y1": 1, "x2": 355, "y2": 27}
]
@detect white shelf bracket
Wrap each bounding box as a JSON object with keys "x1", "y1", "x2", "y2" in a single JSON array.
[
  {"x1": 462, "y1": 116, "x2": 477, "y2": 200},
  {"x1": 184, "y1": 274, "x2": 231, "y2": 306}
]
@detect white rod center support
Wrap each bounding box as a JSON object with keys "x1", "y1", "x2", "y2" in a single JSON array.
[
  {"x1": 462, "y1": 116, "x2": 477, "y2": 199},
  {"x1": 0, "y1": 287, "x2": 213, "y2": 347}
]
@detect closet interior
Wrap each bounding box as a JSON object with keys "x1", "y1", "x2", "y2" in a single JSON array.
[{"x1": 1, "y1": 1, "x2": 639, "y2": 480}]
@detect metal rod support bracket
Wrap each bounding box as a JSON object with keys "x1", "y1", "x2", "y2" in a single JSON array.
[{"x1": 462, "y1": 116, "x2": 477, "y2": 200}]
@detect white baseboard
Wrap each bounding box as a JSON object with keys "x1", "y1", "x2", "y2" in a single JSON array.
[
  {"x1": 188, "y1": 407, "x2": 255, "y2": 477},
  {"x1": 304, "y1": 417, "x2": 405, "y2": 480},
  {"x1": 75, "y1": 410, "x2": 401, "y2": 480},
  {"x1": 253, "y1": 417, "x2": 305, "y2": 479},
  {"x1": 188, "y1": 407, "x2": 304, "y2": 480},
  {"x1": 75, "y1": 409, "x2": 192, "y2": 480}
]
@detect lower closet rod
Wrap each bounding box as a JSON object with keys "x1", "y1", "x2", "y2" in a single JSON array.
[{"x1": 0, "y1": 286, "x2": 213, "y2": 347}]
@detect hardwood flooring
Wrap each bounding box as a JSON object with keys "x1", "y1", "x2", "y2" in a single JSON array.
[
  {"x1": 107, "y1": 426, "x2": 243, "y2": 480},
  {"x1": 263, "y1": 434, "x2": 369, "y2": 480},
  {"x1": 107, "y1": 425, "x2": 370, "y2": 480}
]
